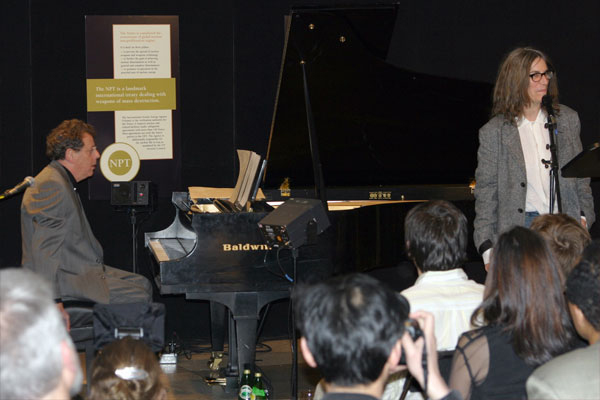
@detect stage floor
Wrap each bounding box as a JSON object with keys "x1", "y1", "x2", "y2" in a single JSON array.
[{"x1": 80, "y1": 339, "x2": 321, "y2": 399}]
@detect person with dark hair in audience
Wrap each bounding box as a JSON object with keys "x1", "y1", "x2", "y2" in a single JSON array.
[
  {"x1": 21, "y1": 119, "x2": 152, "y2": 327},
  {"x1": 382, "y1": 200, "x2": 484, "y2": 400},
  {"x1": 89, "y1": 336, "x2": 167, "y2": 400},
  {"x1": 530, "y1": 213, "x2": 591, "y2": 279},
  {"x1": 447, "y1": 226, "x2": 577, "y2": 399},
  {"x1": 0, "y1": 268, "x2": 83, "y2": 400},
  {"x1": 293, "y1": 273, "x2": 411, "y2": 400},
  {"x1": 527, "y1": 240, "x2": 600, "y2": 399},
  {"x1": 402, "y1": 200, "x2": 484, "y2": 350}
]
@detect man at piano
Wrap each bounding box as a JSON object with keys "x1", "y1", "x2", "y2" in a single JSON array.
[
  {"x1": 21, "y1": 119, "x2": 152, "y2": 328},
  {"x1": 474, "y1": 47, "x2": 595, "y2": 266}
]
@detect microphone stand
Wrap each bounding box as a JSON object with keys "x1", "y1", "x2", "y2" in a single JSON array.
[{"x1": 543, "y1": 105, "x2": 562, "y2": 214}]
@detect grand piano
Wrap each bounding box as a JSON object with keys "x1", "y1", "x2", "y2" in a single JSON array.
[{"x1": 145, "y1": 4, "x2": 492, "y2": 382}]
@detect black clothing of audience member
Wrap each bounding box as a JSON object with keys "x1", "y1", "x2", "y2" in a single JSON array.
[
  {"x1": 453, "y1": 325, "x2": 535, "y2": 399},
  {"x1": 449, "y1": 227, "x2": 577, "y2": 400},
  {"x1": 322, "y1": 394, "x2": 379, "y2": 400}
]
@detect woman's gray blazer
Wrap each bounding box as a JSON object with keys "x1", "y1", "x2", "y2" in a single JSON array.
[{"x1": 474, "y1": 105, "x2": 595, "y2": 255}]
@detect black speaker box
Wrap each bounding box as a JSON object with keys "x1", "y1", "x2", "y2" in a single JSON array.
[
  {"x1": 258, "y1": 198, "x2": 330, "y2": 248},
  {"x1": 111, "y1": 181, "x2": 151, "y2": 206}
]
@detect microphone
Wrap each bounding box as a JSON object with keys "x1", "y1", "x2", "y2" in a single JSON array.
[
  {"x1": 542, "y1": 94, "x2": 557, "y2": 130},
  {"x1": 542, "y1": 95, "x2": 555, "y2": 117},
  {"x1": 1, "y1": 176, "x2": 35, "y2": 198}
]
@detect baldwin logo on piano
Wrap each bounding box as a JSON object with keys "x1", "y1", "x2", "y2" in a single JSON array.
[{"x1": 222, "y1": 243, "x2": 271, "y2": 251}]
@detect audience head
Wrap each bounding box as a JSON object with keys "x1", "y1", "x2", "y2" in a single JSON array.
[
  {"x1": 0, "y1": 268, "x2": 82, "y2": 400},
  {"x1": 473, "y1": 226, "x2": 575, "y2": 365},
  {"x1": 293, "y1": 273, "x2": 409, "y2": 387},
  {"x1": 565, "y1": 241, "x2": 600, "y2": 341},
  {"x1": 531, "y1": 213, "x2": 591, "y2": 279},
  {"x1": 405, "y1": 200, "x2": 468, "y2": 272},
  {"x1": 46, "y1": 118, "x2": 96, "y2": 160},
  {"x1": 89, "y1": 336, "x2": 166, "y2": 400}
]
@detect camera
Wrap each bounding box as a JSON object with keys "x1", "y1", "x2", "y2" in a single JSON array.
[{"x1": 399, "y1": 318, "x2": 424, "y2": 365}]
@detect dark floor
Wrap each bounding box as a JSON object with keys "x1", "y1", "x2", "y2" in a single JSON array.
[{"x1": 161, "y1": 339, "x2": 320, "y2": 400}]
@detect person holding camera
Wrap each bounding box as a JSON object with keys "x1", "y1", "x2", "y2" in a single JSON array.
[{"x1": 293, "y1": 273, "x2": 413, "y2": 400}]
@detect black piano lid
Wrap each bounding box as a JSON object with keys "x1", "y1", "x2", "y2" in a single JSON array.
[{"x1": 263, "y1": 5, "x2": 493, "y2": 200}]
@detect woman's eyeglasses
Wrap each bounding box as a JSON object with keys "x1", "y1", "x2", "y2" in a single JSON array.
[{"x1": 529, "y1": 70, "x2": 554, "y2": 82}]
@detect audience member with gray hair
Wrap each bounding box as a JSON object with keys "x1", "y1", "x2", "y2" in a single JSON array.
[{"x1": 0, "y1": 268, "x2": 82, "y2": 400}]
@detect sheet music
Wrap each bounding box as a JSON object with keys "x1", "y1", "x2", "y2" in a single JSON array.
[{"x1": 230, "y1": 149, "x2": 262, "y2": 210}]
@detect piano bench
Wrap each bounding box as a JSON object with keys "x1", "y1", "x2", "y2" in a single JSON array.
[{"x1": 64, "y1": 300, "x2": 95, "y2": 390}]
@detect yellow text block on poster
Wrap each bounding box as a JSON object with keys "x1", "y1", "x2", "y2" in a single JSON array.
[{"x1": 86, "y1": 78, "x2": 176, "y2": 111}]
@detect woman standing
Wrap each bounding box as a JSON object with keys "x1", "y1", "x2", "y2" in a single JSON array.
[{"x1": 473, "y1": 47, "x2": 594, "y2": 264}]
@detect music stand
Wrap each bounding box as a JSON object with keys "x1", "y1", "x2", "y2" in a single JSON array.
[{"x1": 562, "y1": 142, "x2": 600, "y2": 178}]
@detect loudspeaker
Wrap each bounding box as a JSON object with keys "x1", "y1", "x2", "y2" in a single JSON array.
[
  {"x1": 111, "y1": 181, "x2": 151, "y2": 206},
  {"x1": 258, "y1": 198, "x2": 330, "y2": 248}
]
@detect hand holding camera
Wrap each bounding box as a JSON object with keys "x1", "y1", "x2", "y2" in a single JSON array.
[
  {"x1": 399, "y1": 318, "x2": 425, "y2": 365},
  {"x1": 400, "y1": 311, "x2": 452, "y2": 400}
]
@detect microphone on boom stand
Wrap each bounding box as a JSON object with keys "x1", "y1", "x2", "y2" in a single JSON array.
[
  {"x1": 541, "y1": 95, "x2": 562, "y2": 213},
  {"x1": 542, "y1": 95, "x2": 557, "y2": 127}
]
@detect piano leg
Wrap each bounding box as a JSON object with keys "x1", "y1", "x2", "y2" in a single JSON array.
[
  {"x1": 208, "y1": 302, "x2": 227, "y2": 371},
  {"x1": 234, "y1": 313, "x2": 259, "y2": 373},
  {"x1": 227, "y1": 311, "x2": 238, "y2": 376},
  {"x1": 186, "y1": 290, "x2": 290, "y2": 379},
  {"x1": 210, "y1": 302, "x2": 227, "y2": 352}
]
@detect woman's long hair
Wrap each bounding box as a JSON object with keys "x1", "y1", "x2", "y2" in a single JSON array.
[
  {"x1": 492, "y1": 47, "x2": 559, "y2": 123},
  {"x1": 471, "y1": 226, "x2": 575, "y2": 365}
]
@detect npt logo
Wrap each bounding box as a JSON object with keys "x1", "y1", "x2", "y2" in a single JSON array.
[{"x1": 108, "y1": 150, "x2": 133, "y2": 176}]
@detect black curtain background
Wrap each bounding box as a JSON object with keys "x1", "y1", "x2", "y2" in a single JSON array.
[{"x1": 1, "y1": 0, "x2": 599, "y2": 342}]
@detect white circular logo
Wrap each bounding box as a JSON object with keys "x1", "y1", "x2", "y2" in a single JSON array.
[{"x1": 99, "y1": 142, "x2": 141, "y2": 182}]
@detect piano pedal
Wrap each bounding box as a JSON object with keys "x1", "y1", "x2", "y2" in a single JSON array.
[
  {"x1": 208, "y1": 351, "x2": 224, "y2": 370},
  {"x1": 204, "y1": 376, "x2": 227, "y2": 386}
]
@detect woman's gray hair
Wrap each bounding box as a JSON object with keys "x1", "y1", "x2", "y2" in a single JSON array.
[{"x1": 0, "y1": 268, "x2": 82, "y2": 399}]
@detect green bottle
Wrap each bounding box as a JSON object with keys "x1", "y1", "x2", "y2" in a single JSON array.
[
  {"x1": 251, "y1": 372, "x2": 267, "y2": 400},
  {"x1": 238, "y1": 369, "x2": 253, "y2": 400}
]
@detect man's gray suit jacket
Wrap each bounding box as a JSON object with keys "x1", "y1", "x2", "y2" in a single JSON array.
[
  {"x1": 21, "y1": 160, "x2": 110, "y2": 303},
  {"x1": 526, "y1": 341, "x2": 600, "y2": 400},
  {"x1": 474, "y1": 105, "x2": 595, "y2": 254}
]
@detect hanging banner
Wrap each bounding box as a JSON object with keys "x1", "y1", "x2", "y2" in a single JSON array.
[{"x1": 85, "y1": 15, "x2": 180, "y2": 199}]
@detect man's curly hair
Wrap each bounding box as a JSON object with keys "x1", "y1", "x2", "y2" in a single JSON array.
[
  {"x1": 566, "y1": 240, "x2": 600, "y2": 330},
  {"x1": 45, "y1": 119, "x2": 96, "y2": 160}
]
